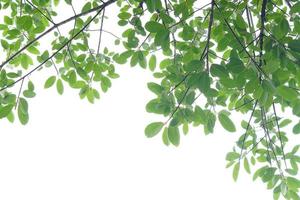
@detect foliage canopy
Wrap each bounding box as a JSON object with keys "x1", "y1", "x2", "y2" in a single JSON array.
[{"x1": 0, "y1": 0, "x2": 300, "y2": 199}]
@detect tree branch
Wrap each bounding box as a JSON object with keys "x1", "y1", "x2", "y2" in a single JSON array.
[
  {"x1": 0, "y1": 2, "x2": 109, "y2": 92},
  {"x1": 0, "y1": 0, "x2": 117, "y2": 71}
]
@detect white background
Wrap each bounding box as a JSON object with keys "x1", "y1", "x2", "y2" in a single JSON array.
[{"x1": 0, "y1": 0, "x2": 291, "y2": 199}]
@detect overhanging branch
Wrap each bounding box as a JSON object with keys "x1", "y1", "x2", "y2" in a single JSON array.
[{"x1": 0, "y1": 0, "x2": 117, "y2": 71}]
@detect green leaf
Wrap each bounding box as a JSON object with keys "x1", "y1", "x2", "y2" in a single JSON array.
[
  {"x1": 44, "y1": 76, "x2": 56, "y2": 88},
  {"x1": 54, "y1": 0, "x2": 59, "y2": 6},
  {"x1": 277, "y1": 86, "x2": 298, "y2": 102},
  {"x1": 184, "y1": 60, "x2": 204, "y2": 72},
  {"x1": 154, "y1": 29, "x2": 170, "y2": 49},
  {"x1": 194, "y1": 106, "x2": 207, "y2": 124},
  {"x1": 144, "y1": 0, "x2": 156, "y2": 13},
  {"x1": 149, "y1": 55, "x2": 157, "y2": 71},
  {"x1": 1, "y1": 39, "x2": 9, "y2": 49},
  {"x1": 145, "y1": 21, "x2": 164, "y2": 33},
  {"x1": 198, "y1": 72, "x2": 210, "y2": 94},
  {"x1": 291, "y1": 2, "x2": 300, "y2": 14},
  {"x1": 236, "y1": 15, "x2": 247, "y2": 29},
  {"x1": 292, "y1": 101, "x2": 300, "y2": 117},
  {"x1": 281, "y1": 182, "x2": 288, "y2": 196},
  {"x1": 65, "y1": 0, "x2": 72, "y2": 5},
  {"x1": 210, "y1": 64, "x2": 228, "y2": 78},
  {"x1": 273, "y1": 18, "x2": 290, "y2": 39},
  {"x1": 81, "y1": 2, "x2": 91, "y2": 12},
  {"x1": 218, "y1": 111, "x2": 236, "y2": 132},
  {"x1": 226, "y1": 152, "x2": 240, "y2": 161},
  {"x1": 27, "y1": 46, "x2": 40, "y2": 55},
  {"x1": 182, "y1": 123, "x2": 189, "y2": 135},
  {"x1": 233, "y1": 163, "x2": 240, "y2": 182},
  {"x1": 17, "y1": 16, "x2": 33, "y2": 30},
  {"x1": 0, "y1": 104, "x2": 14, "y2": 119},
  {"x1": 162, "y1": 127, "x2": 170, "y2": 146},
  {"x1": 293, "y1": 122, "x2": 300, "y2": 134},
  {"x1": 244, "y1": 158, "x2": 251, "y2": 174},
  {"x1": 23, "y1": 90, "x2": 36, "y2": 98},
  {"x1": 279, "y1": 119, "x2": 292, "y2": 128},
  {"x1": 261, "y1": 167, "x2": 276, "y2": 182},
  {"x1": 56, "y1": 79, "x2": 64, "y2": 95},
  {"x1": 168, "y1": 126, "x2": 180, "y2": 147},
  {"x1": 226, "y1": 57, "x2": 245, "y2": 73},
  {"x1": 286, "y1": 177, "x2": 300, "y2": 191},
  {"x1": 147, "y1": 82, "x2": 164, "y2": 95},
  {"x1": 288, "y1": 40, "x2": 300, "y2": 52},
  {"x1": 87, "y1": 89, "x2": 95, "y2": 104},
  {"x1": 17, "y1": 98, "x2": 29, "y2": 125},
  {"x1": 20, "y1": 54, "x2": 33, "y2": 69},
  {"x1": 145, "y1": 122, "x2": 164, "y2": 138},
  {"x1": 273, "y1": 183, "x2": 281, "y2": 199},
  {"x1": 288, "y1": 191, "x2": 300, "y2": 200}
]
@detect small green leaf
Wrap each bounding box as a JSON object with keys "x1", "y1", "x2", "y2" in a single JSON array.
[
  {"x1": 233, "y1": 163, "x2": 240, "y2": 182},
  {"x1": 145, "y1": 21, "x2": 164, "y2": 33},
  {"x1": 17, "y1": 16, "x2": 33, "y2": 30},
  {"x1": 293, "y1": 122, "x2": 300, "y2": 134},
  {"x1": 149, "y1": 55, "x2": 157, "y2": 71},
  {"x1": 198, "y1": 71, "x2": 210, "y2": 94},
  {"x1": 182, "y1": 123, "x2": 189, "y2": 135},
  {"x1": 279, "y1": 119, "x2": 292, "y2": 128},
  {"x1": 17, "y1": 98, "x2": 29, "y2": 125},
  {"x1": 287, "y1": 177, "x2": 300, "y2": 191},
  {"x1": 291, "y1": 2, "x2": 300, "y2": 14},
  {"x1": 56, "y1": 79, "x2": 64, "y2": 95},
  {"x1": 0, "y1": 104, "x2": 14, "y2": 119},
  {"x1": 235, "y1": 15, "x2": 247, "y2": 29},
  {"x1": 226, "y1": 152, "x2": 240, "y2": 161},
  {"x1": 288, "y1": 40, "x2": 300, "y2": 52},
  {"x1": 168, "y1": 126, "x2": 180, "y2": 147},
  {"x1": 81, "y1": 2, "x2": 91, "y2": 12},
  {"x1": 1, "y1": 39, "x2": 9, "y2": 49},
  {"x1": 218, "y1": 111, "x2": 236, "y2": 132},
  {"x1": 162, "y1": 127, "x2": 169, "y2": 146},
  {"x1": 184, "y1": 60, "x2": 204, "y2": 72},
  {"x1": 44, "y1": 76, "x2": 56, "y2": 89},
  {"x1": 23, "y1": 90, "x2": 36, "y2": 98},
  {"x1": 145, "y1": 122, "x2": 164, "y2": 138},
  {"x1": 244, "y1": 158, "x2": 251, "y2": 174},
  {"x1": 27, "y1": 46, "x2": 40, "y2": 55},
  {"x1": 277, "y1": 86, "x2": 298, "y2": 102},
  {"x1": 147, "y1": 82, "x2": 164, "y2": 95}
]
